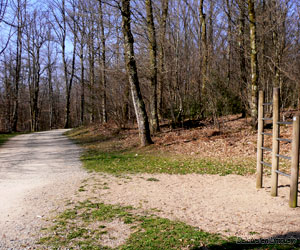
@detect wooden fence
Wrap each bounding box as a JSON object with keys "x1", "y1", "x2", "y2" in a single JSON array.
[{"x1": 256, "y1": 88, "x2": 300, "y2": 208}]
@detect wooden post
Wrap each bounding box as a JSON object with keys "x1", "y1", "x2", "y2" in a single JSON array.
[
  {"x1": 256, "y1": 91, "x2": 264, "y2": 188},
  {"x1": 289, "y1": 115, "x2": 300, "y2": 208},
  {"x1": 271, "y1": 88, "x2": 280, "y2": 197}
]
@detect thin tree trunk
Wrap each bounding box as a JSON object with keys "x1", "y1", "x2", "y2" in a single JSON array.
[
  {"x1": 61, "y1": 0, "x2": 69, "y2": 127},
  {"x1": 208, "y1": 0, "x2": 214, "y2": 69},
  {"x1": 64, "y1": 0, "x2": 77, "y2": 128},
  {"x1": 65, "y1": 35, "x2": 76, "y2": 128},
  {"x1": 121, "y1": 0, "x2": 153, "y2": 146},
  {"x1": 4, "y1": 54, "x2": 12, "y2": 131},
  {"x1": 146, "y1": 0, "x2": 159, "y2": 132},
  {"x1": 32, "y1": 50, "x2": 40, "y2": 132},
  {"x1": 158, "y1": 0, "x2": 168, "y2": 120},
  {"x1": 272, "y1": 1, "x2": 280, "y2": 88},
  {"x1": 99, "y1": 0, "x2": 107, "y2": 123},
  {"x1": 48, "y1": 60, "x2": 53, "y2": 129},
  {"x1": 88, "y1": 33, "x2": 95, "y2": 123},
  {"x1": 175, "y1": 0, "x2": 183, "y2": 124},
  {"x1": 122, "y1": 79, "x2": 130, "y2": 123},
  {"x1": 238, "y1": 0, "x2": 248, "y2": 117},
  {"x1": 4, "y1": 56, "x2": 10, "y2": 131},
  {"x1": 225, "y1": 0, "x2": 232, "y2": 85},
  {"x1": 248, "y1": 0, "x2": 259, "y2": 127},
  {"x1": 199, "y1": 0, "x2": 208, "y2": 96},
  {"x1": 12, "y1": 0, "x2": 24, "y2": 132},
  {"x1": 80, "y1": 40, "x2": 85, "y2": 126}
]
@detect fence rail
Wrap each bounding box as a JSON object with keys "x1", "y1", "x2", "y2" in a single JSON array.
[
  {"x1": 277, "y1": 121, "x2": 293, "y2": 125},
  {"x1": 256, "y1": 88, "x2": 300, "y2": 208},
  {"x1": 263, "y1": 102, "x2": 273, "y2": 106}
]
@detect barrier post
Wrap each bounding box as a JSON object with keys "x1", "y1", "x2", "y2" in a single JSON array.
[
  {"x1": 289, "y1": 115, "x2": 300, "y2": 208},
  {"x1": 271, "y1": 88, "x2": 280, "y2": 197},
  {"x1": 256, "y1": 91, "x2": 264, "y2": 188}
]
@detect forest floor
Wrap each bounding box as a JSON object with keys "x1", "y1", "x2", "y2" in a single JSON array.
[{"x1": 1, "y1": 115, "x2": 300, "y2": 249}]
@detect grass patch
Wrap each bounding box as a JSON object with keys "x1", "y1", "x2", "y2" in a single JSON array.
[
  {"x1": 66, "y1": 127, "x2": 256, "y2": 176},
  {"x1": 81, "y1": 150, "x2": 255, "y2": 176},
  {"x1": 38, "y1": 201, "x2": 300, "y2": 250},
  {"x1": 146, "y1": 177, "x2": 160, "y2": 182},
  {"x1": 0, "y1": 133, "x2": 19, "y2": 146},
  {"x1": 38, "y1": 201, "x2": 227, "y2": 249}
]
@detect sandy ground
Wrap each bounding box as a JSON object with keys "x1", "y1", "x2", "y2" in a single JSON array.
[
  {"x1": 79, "y1": 173, "x2": 300, "y2": 241},
  {"x1": 0, "y1": 130, "x2": 87, "y2": 249}
]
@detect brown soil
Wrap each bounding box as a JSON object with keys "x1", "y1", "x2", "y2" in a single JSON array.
[{"x1": 89, "y1": 114, "x2": 293, "y2": 164}]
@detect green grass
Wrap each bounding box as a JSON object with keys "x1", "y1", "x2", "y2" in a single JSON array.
[
  {"x1": 81, "y1": 150, "x2": 256, "y2": 176},
  {"x1": 0, "y1": 133, "x2": 19, "y2": 146},
  {"x1": 65, "y1": 127, "x2": 256, "y2": 176},
  {"x1": 38, "y1": 200, "x2": 228, "y2": 249},
  {"x1": 38, "y1": 200, "x2": 300, "y2": 250}
]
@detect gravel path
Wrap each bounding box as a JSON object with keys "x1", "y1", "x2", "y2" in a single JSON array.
[
  {"x1": 80, "y1": 173, "x2": 300, "y2": 241},
  {"x1": 0, "y1": 130, "x2": 87, "y2": 249}
]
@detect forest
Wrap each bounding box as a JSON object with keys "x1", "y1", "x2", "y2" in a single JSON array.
[{"x1": 0, "y1": 0, "x2": 299, "y2": 146}]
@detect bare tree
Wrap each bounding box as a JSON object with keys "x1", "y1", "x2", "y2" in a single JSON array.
[
  {"x1": 157, "y1": 0, "x2": 168, "y2": 120},
  {"x1": 24, "y1": 10, "x2": 48, "y2": 131},
  {"x1": 52, "y1": 0, "x2": 76, "y2": 128},
  {"x1": 237, "y1": 0, "x2": 248, "y2": 117},
  {"x1": 12, "y1": 0, "x2": 26, "y2": 132},
  {"x1": 0, "y1": 0, "x2": 10, "y2": 55},
  {"x1": 98, "y1": 0, "x2": 107, "y2": 123},
  {"x1": 45, "y1": 25, "x2": 56, "y2": 129},
  {"x1": 146, "y1": 0, "x2": 159, "y2": 132},
  {"x1": 199, "y1": 0, "x2": 208, "y2": 96},
  {"x1": 248, "y1": 0, "x2": 259, "y2": 127},
  {"x1": 121, "y1": 0, "x2": 153, "y2": 146},
  {"x1": 1, "y1": 0, "x2": 300, "y2": 133}
]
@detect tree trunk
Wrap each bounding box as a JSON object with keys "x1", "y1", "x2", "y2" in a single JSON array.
[
  {"x1": 248, "y1": 0, "x2": 259, "y2": 127},
  {"x1": 271, "y1": 1, "x2": 280, "y2": 88},
  {"x1": 225, "y1": 0, "x2": 232, "y2": 85},
  {"x1": 146, "y1": 0, "x2": 159, "y2": 132},
  {"x1": 238, "y1": 0, "x2": 248, "y2": 117},
  {"x1": 158, "y1": 0, "x2": 168, "y2": 120},
  {"x1": 122, "y1": 79, "x2": 130, "y2": 123},
  {"x1": 47, "y1": 55, "x2": 53, "y2": 129},
  {"x1": 64, "y1": 0, "x2": 77, "y2": 128},
  {"x1": 121, "y1": 0, "x2": 153, "y2": 146},
  {"x1": 99, "y1": 0, "x2": 107, "y2": 123},
  {"x1": 12, "y1": 0, "x2": 24, "y2": 132},
  {"x1": 80, "y1": 40, "x2": 85, "y2": 126},
  {"x1": 4, "y1": 56, "x2": 12, "y2": 131},
  {"x1": 175, "y1": 0, "x2": 183, "y2": 124},
  {"x1": 65, "y1": 35, "x2": 76, "y2": 128},
  {"x1": 199, "y1": 0, "x2": 208, "y2": 96},
  {"x1": 34, "y1": 43, "x2": 41, "y2": 132}
]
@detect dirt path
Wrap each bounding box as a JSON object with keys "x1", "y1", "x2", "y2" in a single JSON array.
[{"x1": 0, "y1": 129, "x2": 87, "y2": 249}]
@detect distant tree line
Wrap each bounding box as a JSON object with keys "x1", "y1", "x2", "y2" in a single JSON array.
[{"x1": 0, "y1": 0, "x2": 299, "y2": 146}]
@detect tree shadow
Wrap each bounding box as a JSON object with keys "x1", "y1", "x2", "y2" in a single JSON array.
[
  {"x1": 191, "y1": 232, "x2": 300, "y2": 250},
  {"x1": 264, "y1": 183, "x2": 300, "y2": 194}
]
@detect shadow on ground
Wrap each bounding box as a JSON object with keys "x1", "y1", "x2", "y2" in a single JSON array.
[{"x1": 192, "y1": 232, "x2": 300, "y2": 250}]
